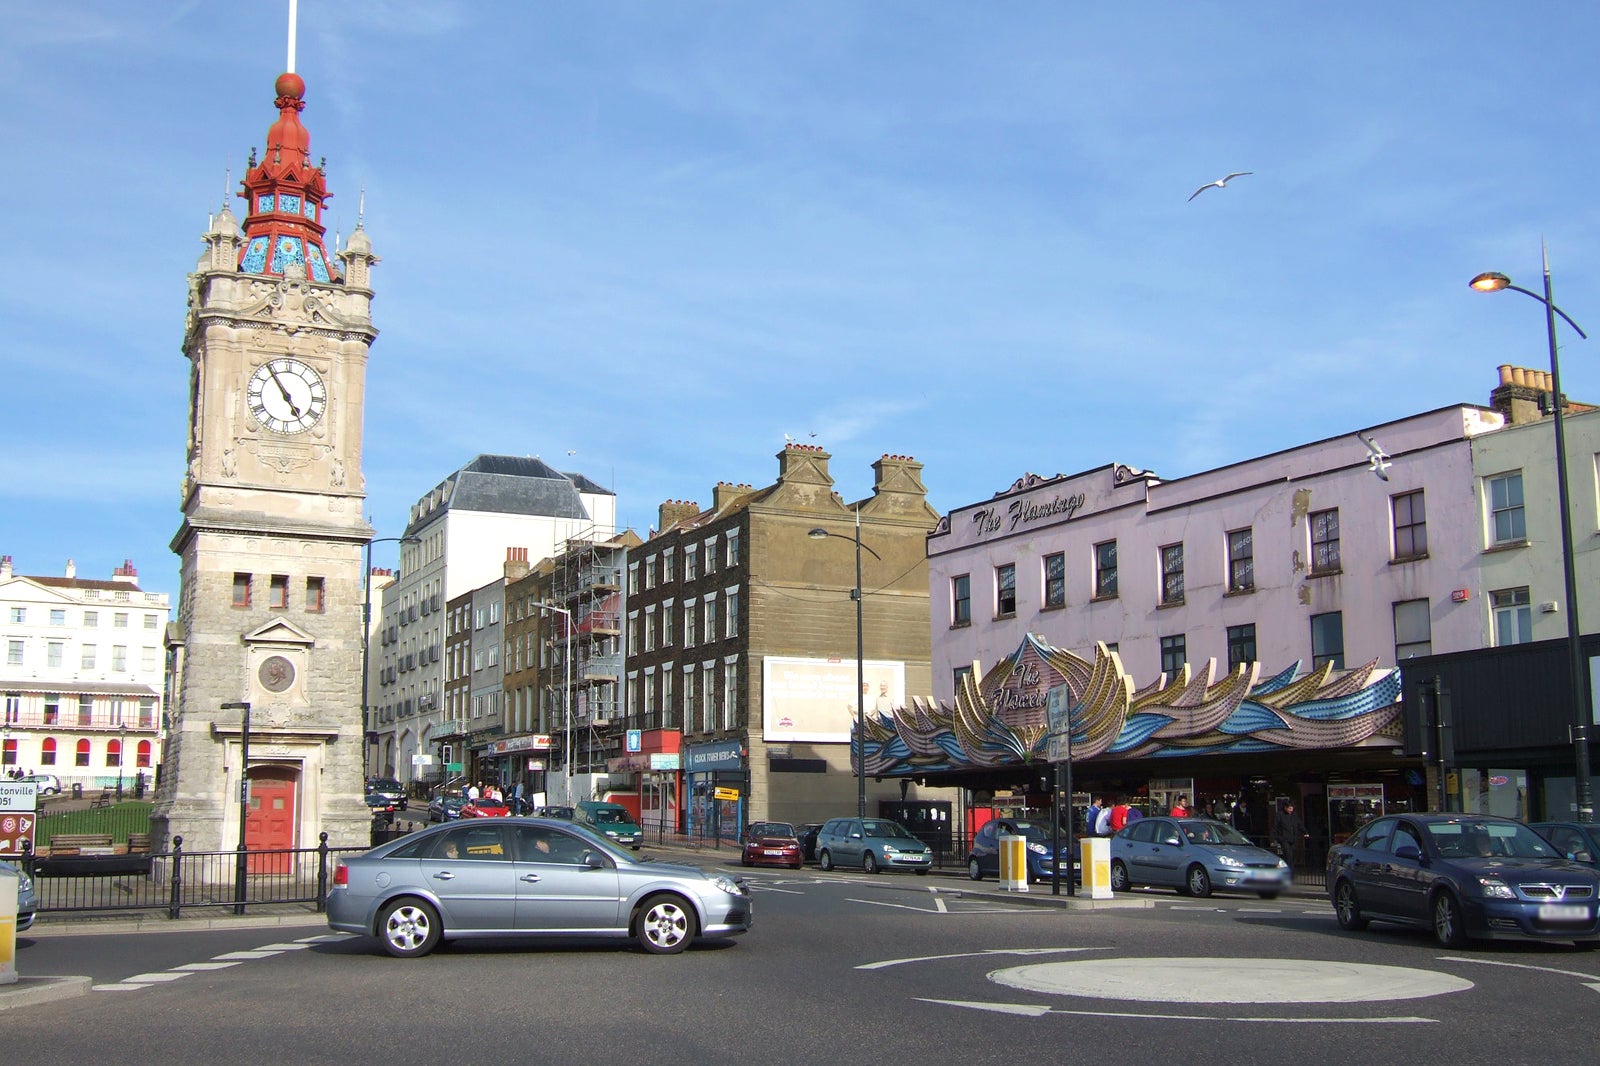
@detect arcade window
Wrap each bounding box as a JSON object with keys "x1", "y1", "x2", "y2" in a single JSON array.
[
  {"x1": 1227, "y1": 624, "x2": 1257, "y2": 671},
  {"x1": 1227, "y1": 527, "x2": 1254, "y2": 591},
  {"x1": 1310, "y1": 509, "x2": 1340, "y2": 574},
  {"x1": 1094, "y1": 540, "x2": 1118, "y2": 599},
  {"x1": 1042, "y1": 552, "x2": 1066, "y2": 609},
  {"x1": 1160, "y1": 543, "x2": 1185, "y2": 605},
  {"x1": 1160, "y1": 634, "x2": 1186, "y2": 675},
  {"x1": 1391, "y1": 490, "x2": 1427, "y2": 560},
  {"x1": 951, "y1": 574, "x2": 971, "y2": 626},
  {"x1": 995, "y1": 563, "x2": 1017, "y2": 617},
  {"x1": 1310, "y1": 611, "x2": 1345, "y2": 670},
  {"x1": 1393, "y1": 598, "x2": 1432, "y2": 659}
]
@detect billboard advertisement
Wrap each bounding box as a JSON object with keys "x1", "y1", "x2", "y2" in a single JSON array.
[{"x1": 762, "y1": 655, "x2": 906, "y2": 742}]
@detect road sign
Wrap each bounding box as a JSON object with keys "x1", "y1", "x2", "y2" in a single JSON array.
[
  {"x1": 0, "y1": 783, "x2": 39, "y2": 857},
  {"x1": 712, "y1": 787, "x2": 740, "y2": 802},
  {"x1": 626, "y1": 729, "x2": 642, "y2": 753}
]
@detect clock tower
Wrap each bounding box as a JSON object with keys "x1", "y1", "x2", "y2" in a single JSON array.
[{"x1": 153, "y1": 70, "x2": 378, "y2": 853}]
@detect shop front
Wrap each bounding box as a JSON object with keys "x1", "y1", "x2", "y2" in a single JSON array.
[
  {"x1": 606, "y1": 728, "x2": 683, "y2": 835},
  {"x1": 483, "y1": 733, "x2": 553, "y2": 809},
  {"x1": 684, "y1": 738, "x2": 745, "y2": 843}
]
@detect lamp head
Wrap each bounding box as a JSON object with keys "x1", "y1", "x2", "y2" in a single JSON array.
[
  {"x1": 1470, "y1": 271, "x2": 1512, "y2": 293},
  {"x1": 807, "y1": 528, "x2": 828, "y2": 540}
]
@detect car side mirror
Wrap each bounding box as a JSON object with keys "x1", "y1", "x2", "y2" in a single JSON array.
[
  {"x1": 1393, "y1": 843, "x2": 1423, "y2": 862},
  {"x1": 583, "y1": 851, "x2": 607, "y2": 869}
]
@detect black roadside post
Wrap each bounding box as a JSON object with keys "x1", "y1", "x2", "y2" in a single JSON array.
[
  {"x1": 1046, "y1": 683, "x2": 1074, "y2": 897},
  {"x1": 223, "y1": 701, "x2": 251, "y2": 915},
  {"x1": 168, "y1": 835, "x2": 184, "y2": 920}
]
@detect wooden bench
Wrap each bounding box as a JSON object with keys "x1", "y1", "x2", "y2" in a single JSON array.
[
  {"x1": 127, "y1": 833, "x2": 152, "y2": 854},
  {"x1": 46, "y1": 833, "x2": 115, "y2": 857},
  {"x1": 90, "y1": 788, "x2": 115, "y2": 808}
]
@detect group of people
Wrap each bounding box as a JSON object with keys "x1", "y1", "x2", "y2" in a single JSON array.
[
  {"x1": 4, "y1": 767, "x2": 35, "y2": 779},
  {"x1": 462, "y1": 780, "x2": 532, "y2": 814},
  {"x1": 1079, "y1": 792, "x2": 1311, "y2": 867}
]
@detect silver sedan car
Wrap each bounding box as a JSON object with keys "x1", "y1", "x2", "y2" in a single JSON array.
[
  {"x1": 1110, "y1": 816, "x2": 1292, "y2": 898},
  {"x1": 327, "y1": 817, "x2": 752, "y2": 957},
  {"x1": 2, "y1": 859, "x2": 38, "y2": 931}
]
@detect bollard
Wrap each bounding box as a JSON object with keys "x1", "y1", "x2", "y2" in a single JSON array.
[
  {"x1": 0, "y1": 862, "x2": 17, "y2": 985},
  {"x1": 1080, "y1": 836, "x2": 1113, "y2": 900},
  {"x1": 168, "y1": 835, "x2": 184, "y2": 920},
  {"x1": 997, "y1": 832, "x2": 1028, "y2": 892}
]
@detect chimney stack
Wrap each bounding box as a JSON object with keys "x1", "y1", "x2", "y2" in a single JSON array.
[
  {"x1": 657, "y1": 500, "x2": 702, "y2": 531},
  {"x1": 712, "y1": 482, "x2": 753, "y2": 513},
  {"x1": 0, "y1": 555, "x2": 11, "y2": 580},
  {"x1": 1491, "y1": 363, "x2": 1562, "y2": 425},
  {"x1": 504, "y1": 546, "x2": 531, "y2": 582}
]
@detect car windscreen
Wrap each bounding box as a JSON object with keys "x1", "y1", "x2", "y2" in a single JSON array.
[
  {"x1": 1426, "y1": 821, "x2": 1563, "y2": 859},
  {"x1": 1181, "y1": 821, "x2": 1253, "y2": 847},
  {"x1": 751, "y1": 823, "x2": 796, "y2": 838},
  {"x1": 861, "y1": 820, "x2": 912, "y2": 838},
  {"x1": 592, "y1": 809, "x2": 636, "y2": 824}
]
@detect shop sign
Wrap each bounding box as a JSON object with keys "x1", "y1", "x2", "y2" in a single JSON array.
[
  {"x1": 607, "y1": 753, "x2": 651, "y2": 773},
  {"x1": 970, "y1": 491, "x2": 1086, "y2": 537},
  {"x1": 685, "y1": 739, "x2": 744, "y2": 772},
  {"x1": 487, "y1": 734, "x2": 552, "y2": 756},
  {"x1": 650, "y1": 753, "x2": 681, "y2": 770}
]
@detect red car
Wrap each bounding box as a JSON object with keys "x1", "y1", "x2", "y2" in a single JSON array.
[
  {"x1": 742, "y1": 821, "x2": 803, "y2": 869},
  {"x1": 459, "y1": 797, "x2": 512, "y2": 818}
]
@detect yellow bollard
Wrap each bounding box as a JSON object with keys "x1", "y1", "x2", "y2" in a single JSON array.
[
  {"x1": 1080, "y1": 836, "x2": 1112, "y2": 899},
  {"x1": 0, "y1": 863, "x2": 17, "y2": 985},
  {"x1": 998, "y1": 832, "x2": 1028, "y2": 892}
]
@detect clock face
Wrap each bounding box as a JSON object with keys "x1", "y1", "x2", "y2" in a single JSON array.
[{"x1": 247, "y1": 359, "x2": 327, "y2": 434}]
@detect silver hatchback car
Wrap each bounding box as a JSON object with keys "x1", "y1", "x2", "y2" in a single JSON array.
[
  {"x1": 327, "y1": 817, "x2": 751, "y2": 957},
  {"x1": 2, "y1": 859, "x2": 38, "y2": 931},
  {"x1": 815, "y1": 817, "x2": 933, "y2": 874}
]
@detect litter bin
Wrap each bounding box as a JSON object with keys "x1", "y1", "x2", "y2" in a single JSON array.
[{"x1": 71, "y1": 782, "x2": 83, "y2": 799}]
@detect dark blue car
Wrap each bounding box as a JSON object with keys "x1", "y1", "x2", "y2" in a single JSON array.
[
  {"x1": 1327, "y1": 812, "x2": 1600, "y2": 949},
  {"x1": 966, "y1": 817, "x2": 1073, "y2": 884}
]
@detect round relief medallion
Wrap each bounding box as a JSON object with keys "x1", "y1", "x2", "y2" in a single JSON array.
[{"x1": 258, "y1": 655, "x2": 296, "y2": 693}]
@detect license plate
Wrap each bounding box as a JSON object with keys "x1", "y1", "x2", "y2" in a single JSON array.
[
  {"x1": 1539, "y1": 904, "x2": 1588, "y2": 921},
  {"x1": 764, "y1": 849, "x2": 784, "y2": 856}
]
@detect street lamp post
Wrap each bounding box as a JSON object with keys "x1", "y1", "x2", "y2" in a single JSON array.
[
  {"x1": 362, "y1": 534, "x2": 419, "y2": 780},
  {"x1": 222, "y1": 700, "x2": 251, "y2": 914},
  {"x1": 809, "y1": 507, "x2": 883, "y2": 819},
  {"x1": 1472, "y1": 249, "x2": 1593, "y2": 823},
  {"x1": 532, "y1": 601, "x2": 574, "y2": 805},
  {"x1": 116, "y1": 724, "x2": 127, "y2": 800}
]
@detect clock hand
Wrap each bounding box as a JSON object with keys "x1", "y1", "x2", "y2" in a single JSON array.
[{"x1": 265, "y1": 364, "x2": 303, "y2": 418}]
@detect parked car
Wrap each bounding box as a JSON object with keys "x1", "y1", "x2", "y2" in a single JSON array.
[
  {"x1": 815, "y1": 817, "x2": 932, "y2": 874},
  {"x1": 427, "y1": 795, "x2": 466, "y2": 823},
  {"x1": 16, "y1": 773, "x2": 62, "y2": 797},
  {"x1": 365, "y1": 792, "x2": 402, "y2": 818},
  {"x1": 1, "y1": 859, "x2": 37, "y2": 931},
  {"x1": 1110, "y1": 816, "x2": 1290, "y2": 899},
  {"x1": 460, "y1": 797, "x2": 512, "y2": 818},
  {"x1": 967, "y1": 817, "x2": 1073, "y2": 884},
  {"x1": 535, "y1": 805, "x2": 575, "y2": 820},
  {"x1": 1326, "y1": 812, "x2": 1600, "y2": 948},
  {"x1": 365, "y1": 777, "x2": 406, "y2": 810},
  {"x1": 1531, "y1": 821, "x2": 1600, "y2": 868},
  {"x1": 794, "y1": 823, "x2": 824, "y2": 862},
  {"x1": 574, "y1": 800, "x2": 644, "y2": 849},
  {"x1": 741, "y1": 822, "x2": 803, "y2": 869},
  {"x1": 327, "y1": 817, "x2": 752, "y2": 957}
]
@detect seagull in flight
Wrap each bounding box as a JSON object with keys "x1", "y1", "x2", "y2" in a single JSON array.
[
  {"x1": 1357, "y1": 432, "x2": 1391, "y2": 482},
  {"x1": 1188, "y1": 171, "x2": 1253, "y2": 202}
]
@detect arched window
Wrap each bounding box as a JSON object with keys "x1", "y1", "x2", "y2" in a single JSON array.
[
  {"x1": 106, "y1": 738, "x2": 122, "y2": 767},
  {"x1": 41, "y1": 737, "x2": 58, "y2": 766},
  {"x1": 75, "y1": 738, "x2": 91, "y2": 767},
  {"x1": 136, "y1": 739, "x2": 152, "y2": 768}
]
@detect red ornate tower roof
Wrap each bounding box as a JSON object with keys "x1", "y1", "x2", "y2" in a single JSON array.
[{"x1": 237, "y1": 72, "x2": 338, "y2": 282}]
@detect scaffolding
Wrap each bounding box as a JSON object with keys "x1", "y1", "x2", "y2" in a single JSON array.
[{"x1": 543, "y1": 528, "x2": 633, "y2": 774}]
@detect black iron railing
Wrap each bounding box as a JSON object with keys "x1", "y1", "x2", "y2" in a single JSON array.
[{"x1": 23, "y1": 834, "x2": 368, "y2": 919}]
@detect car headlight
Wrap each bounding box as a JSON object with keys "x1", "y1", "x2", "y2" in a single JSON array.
[
  {"x1": 1277, "y1": 858, "x2": 1289, "y2": 870},
  {"x1": 1475, "y1": 877, "x2": 1516, "y2": 900},
  {"x1": 1028, "y1": 843, "x2": 1048, "y2": 855},
  {"x1": 708, "y1": 874, "x2": 745, "y2": 896},
  {"x1": 1217, "y1": 854, "x2": 1245, "y2": 868},
  {"x1": 18, "y1": 872, "x2": 32, "y2": 892}
]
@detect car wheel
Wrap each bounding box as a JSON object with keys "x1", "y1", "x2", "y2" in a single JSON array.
[
  {"x1": 741, "y1": 856, "x2": 753, "y2": 867},
  {"x1": 1186, "y1": 865, "x2": 1212, "y2": 899},
  {"x1": 863, "y1": 853, "x2": 879, "y2": 874},
  {"x1": 818, "y1": 849, "x2": 834, "y2": 872},
  {"x1": 635, "y1": 893, "x2": 696, "y2": 955},
  {"x1": 968, "y1": 857, "x2": 984, "y2": 881},
  {"x1": 1334, "y1": 880, "x2": 1368, "y2": 931},
  {"x1": 1432, "y1": 890, "x2": 1469, "y2": 948},
  {"x1": 1257, "y1": 890, "x2": 1280, "y2": 900},
  {"x1": 1109, "y1": 859, "x2": 1129, "y2": 892},
  {"x1": 378, "y1": 898, "x2": 441, "y2": 958}
]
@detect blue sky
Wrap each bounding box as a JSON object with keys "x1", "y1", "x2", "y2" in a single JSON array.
[{"x1": 4, "y1": 2, "x2": 1600, "y2": 593}]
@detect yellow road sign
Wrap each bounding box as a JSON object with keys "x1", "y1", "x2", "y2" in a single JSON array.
[{"x1": 712, "y1": 787, "x2": 740, "y2": 801}]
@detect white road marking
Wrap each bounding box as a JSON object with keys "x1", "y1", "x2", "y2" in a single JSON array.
[
  {"x1": 1436, "y1": 956, "x2": 1600, "y2": 981},
  {"x1": 847, "y1": 896, "x2": 1029, "y2": 915},
  {"x1": 124, "y1": 972, "x2": 191, "y2": 983},
  {"x1": 295, "y1": 934, "x2": 346, "y2": 943},
  {"x1": 211, "y1": 950, "x2": 283, "y2": 960},
  {"x1": 172, "y1": 962, "x2": 243, "y2": 971},
  {"x1": 921, "y1": 998, "x2": 1436, "y2": 1024},
  {"x1": 748, "y1": 884, "x2": 805, "y2": 895},
  {"x1": 254, "y1": 942, "x2": 311, "y2": 950},
  {"x1": 858, "y1": 947, "x2": 1103, "y2": 971},
  {"x1": 991, "y1": 958, "x2": 1473, "y2": 1004},
  {"x1": 92, "y1": 984, "x2": 147, "y2": 992}
]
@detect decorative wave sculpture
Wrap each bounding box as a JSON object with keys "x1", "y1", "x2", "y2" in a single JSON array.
[{"x1": 858, "y1": 633, "x2": 1403, "y2": 777}]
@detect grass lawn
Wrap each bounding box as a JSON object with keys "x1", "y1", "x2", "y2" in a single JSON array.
[{"x1": 37, "y1": 801, "x2": 154, "y2": 845}]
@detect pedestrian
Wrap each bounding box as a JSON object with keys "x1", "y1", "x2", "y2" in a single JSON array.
[
  {"x1": 1169, "y1": 793, "x2": 1190, "y2": 817},
  {"x1": 1094, "y1": 801, "x2": 1114, "y2": 836},
  {"x1": 1272, "y1": 800, "x2": 1308, "y2": 869},
  {"x1": 1125, "y1": 804, "x2": 1144, "y2": 826},
  {"x1": 1086, "y1": 796, "x2": 1105, "y2": 836},
  {"x1": 466, "y1": 781, "x2": 480, "y2": 802},
  {"x1": 1231, "y1": 799, "x2": 1252, "y2": 836},
  {"x1": 1108, "y1": 797, "x2": 1131, "y2": 833}
]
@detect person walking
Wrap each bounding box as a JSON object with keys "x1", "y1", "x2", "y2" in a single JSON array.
[
  {"x1": 1108, "y1": 797, "x2": 1131, "y2": 833},
  {"x1": 1086, "y1": 796, "x2": 1106, "y2": 836},
  {"x1": 1169, "y1": 793, "x2": 1190, "y2": 817},
  {"x1": 1272, "y1": 800, "x2": 1308, "y2": 869}
]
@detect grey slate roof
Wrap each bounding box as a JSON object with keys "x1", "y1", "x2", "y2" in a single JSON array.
[{"x1": 422, "y1": 454, "x2": 601, "y2": 521}]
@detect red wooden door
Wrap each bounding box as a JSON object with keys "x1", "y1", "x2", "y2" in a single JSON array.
[{"x1": 245, "y1": 767, "x2": 297, "y2": 874}]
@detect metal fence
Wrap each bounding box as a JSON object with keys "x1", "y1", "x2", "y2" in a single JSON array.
[{"x1": 24, "y1": 833, "x2": 367, "y2": 919}]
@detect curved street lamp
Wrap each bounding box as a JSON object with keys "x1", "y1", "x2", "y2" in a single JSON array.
[
  {"x1": 1471, "y1": 247, "x2": 1593, "y2": 823},
  {"x1": 363, "y1": 534, "x2": 420, "y2": 779},
  {"x1": 809, "y1": 506, "x2": 883, "y2": 818}
]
